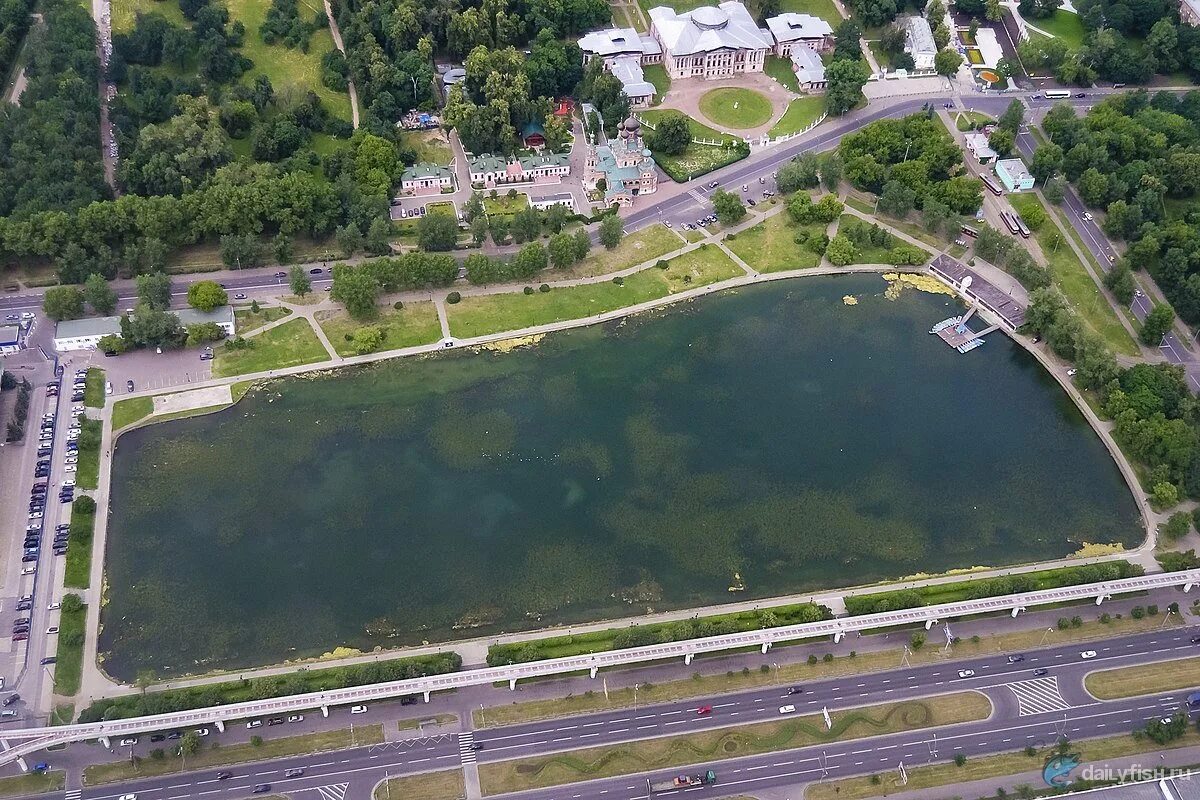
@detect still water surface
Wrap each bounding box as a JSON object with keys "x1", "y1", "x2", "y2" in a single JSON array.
[{"x1": 100, "y1": 276, "x2": 1141, "y2": 679}]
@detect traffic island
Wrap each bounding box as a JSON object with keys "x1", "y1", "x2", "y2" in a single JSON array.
[
  {"x1": 477, "y1": 693, "x2": 991, "y2": 794},
  {"x1": 372, "y1": 770, "x2": 464, "y2": 800},
  {"x1": 1085, "y1": 655, "x2": 1200, "y2": 700}
]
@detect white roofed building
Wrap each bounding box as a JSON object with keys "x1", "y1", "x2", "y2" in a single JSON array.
[
  {"x1": 789, "y1": 45, "x2": 827, "y2": 91},
  {"x1": 648, "y1": 1, "x2": 773, "y2": 80},
  {"x1": 579, "y1": 26, "x2": 663, "y2": 105},
  {"x1": 765, "y1": 12, "x2": 833, "y2": 56},
  {"x1": 608, "y1": 56, "x2": 657, "y2": 106},
  {"x1": 902, "y1": 16, "x2": 937, "y2": 70}
]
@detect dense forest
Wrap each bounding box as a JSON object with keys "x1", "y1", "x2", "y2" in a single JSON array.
[
  {"x1": 0, "y1": 0, "x2": 36, "y2": 89},
  {"x1": 1033, "y1": 92, "x2": 1200, "y2": 326}
]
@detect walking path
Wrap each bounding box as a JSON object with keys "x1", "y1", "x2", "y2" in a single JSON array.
[{"x1": 321, "y1": 0, "x2": 359, "y2": 129}]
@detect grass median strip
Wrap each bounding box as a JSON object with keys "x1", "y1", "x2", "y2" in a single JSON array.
[
  {"x1": 478, "y1": 693, "x2": 990, "y2": 795},
  {"x1": 83, "y1": 725, "x2": 384, "y2": 786},
  {"x1": 476, "y1": 613, "x2": 1175, "y2": 728},
  {"x1": 1085, "y1": 655, "x2": 1200, "y2": 700},
  {"x1": 74, "y1": 417, "x2": 102, "y2": 490},
  {"x1": 0, "y1": 771, "x2": 65, "y2": 797},
  {"x1": 83, "y1": 368, "x2": 106, "y2": 408},
  {"x1": 52, "y1": 598, "x2": 85, "y2": 696},
  {"x1": 213, "y1": 318, "x2": 330, "y2": 378},
  {"x1": 372, "y1": 770, "x2": 464, "y2": 800},
  {"x1": 64, "y1": 496, "x2": 96, "y2": 589},
  {"x1": 448, "y1": 244, "x2": 743, "y2": 338}
]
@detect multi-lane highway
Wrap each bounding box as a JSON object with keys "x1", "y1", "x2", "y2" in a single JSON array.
[{"x1": 18, "y1": 624, "x2": 1200, "y2": 800}]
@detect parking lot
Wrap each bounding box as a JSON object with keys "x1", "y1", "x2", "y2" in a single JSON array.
[{"x1": 69, "y1": 346, "x2": 214, "y2": 396}]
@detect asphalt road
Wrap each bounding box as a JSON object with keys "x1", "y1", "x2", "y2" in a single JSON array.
[{"x1": 27, "y1": 624, "x2": 1200, "y2": 800}]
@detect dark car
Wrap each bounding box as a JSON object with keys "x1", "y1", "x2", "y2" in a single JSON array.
[
  {"x1": 787, "y1": 686, "x2": 804, "y2": 695},
  {"x1": 39, "y1": 657, "x2": 55, "y2": 665},
  {"x1": 1033, "y1": 668, "x2": 1048, "y2": 677},
  {"x1": 274, "y1": 271, "x2": 287, "y2": 278},
  {"x1": 400, "y1": 696, "x2": 418, "y2": 706},
  {"x1": 253, "y1": 785, "x2": 271, "y2": 793},
  {"x1": 21, "y1": 554, "x2": 37, "y2": 563},
  {"x1": 150, "y1": 734, "x2": 165, "y2": 743},
  {"x1": 3, "y1": 695, "x2": 20, "y2": 707},
  {"x1": 1191, "y1": 636, "x2": 1200, "y2": 644},
  {"x1": 309, "y1": 268, "x2": 322, "y2": 275},
  {"x1": 126, "y1": 380, "x2": 134, "y2": 392},
  {"x1": 216, "y1": 772, "x2": 232, "y2": 780},
  {"x1": 1007, "y1": 655, "x2": 1025, "y2": 663},
  {"x1": 167, "y1": 732, "x2": 183, "y2": 740},
  {"x1": 268, "y1": 717, "x2": 283, "y2": 726}
]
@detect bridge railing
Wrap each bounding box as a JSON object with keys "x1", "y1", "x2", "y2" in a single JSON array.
[{"x1": 2, "y1": 570, "x2": 1197, "y2": 764}]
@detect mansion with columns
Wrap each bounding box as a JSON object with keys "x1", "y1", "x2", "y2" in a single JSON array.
[{"x1": 647, "y1": 2, "x2": 772, "y2": 79}]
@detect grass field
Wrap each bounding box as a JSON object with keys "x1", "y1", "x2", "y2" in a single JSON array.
[
  {"x1": 448, "y1": 244, "x2": 742, "y2": 338},
  {"x1": 212, "y1": 318, "x2": 329, "y2": 377},
  {"x1": 726, "y1": 213, "x2": 824, "y2": 272},
  {"x1": 697, "y1": 87, "x2": 773, "y2": 130},
  {"x1": 112, "y1": 397, "x2": 154, "y2": 431},
  {"x1": 315, "y1": 302, "x2": 442, "y2": 356},
  {"x1": 643, "y1": 64, "x2": 671, "y2": 102},
  {"x1": 639, "y1": 110, "x2": 747, "y2": 180},
  {"x1": 1031, "y1": 9, "x2": 1087, "y2": 49},
  {"x1": 227, "y1": 0, "x2": 353, "y2": 122},
  {"x1": 954, "y1": 110, "x2": 994, "y2": 131},
  {"x1": 399, "y1": 130, "x2": 453, "y2": 165},
  {"x1": 641, "y1": 109, "x2": 737, "y2": 143},
  {"x1": 63, "y1": 500, "x2": 96, "y2": 589},
  {"x1": 372, "y1": 771, "x2": 463, "y2": 800},
  {"x1": 768, "y1": 97, "x2": 825, "y2": 137},
  {"x1": 84, "y1": 726, "x2": 384, "y2": 785},
  {"x1": 478, "y1": 693, "x2": 990, "y2": 794},
  {"x1": 0, "y1": 771, "x2": 65, "y2": 798},
  {"x1": 83, "y1": 368, "x2": 105, "y2": 408},
  {"x1": 483, "y1": 193, "x2": 529, "y2": 216},
  {"x1": 563, "y1": 224, "x2": 683, "y2": 278},
  {"x1": 112, "y1": 0, "x2": 185, "y2": 34},
  {"x1": 234, "y1": 306, "x2": 292, "y2": 335},
  {"x1": 74, "y1": 418, "x2": 102, "y2": 491},
  {"x1": 836, "y1": 214, "x2": 897, "y2": 264},
  {"x1": 1085, "y1": 656, "x2": 1200, "y2": 700},
  {"x1": 53, "y1": 602, "x2": 86, "y2": 696},
  {"x1": 845, "y1": 196, "x2": 956, "y2": 248},
  {"x1": 764, "y1": 55, "x2": 801, "y2": 92},
  {"x1": 1008, "y1": 193, "x2": 1137, "y2": 355}
]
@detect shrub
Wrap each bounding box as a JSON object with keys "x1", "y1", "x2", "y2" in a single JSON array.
[
  {"x1": 1057, "y1": 617, "x2": 1070, "y2": 630},
  {"x1": 393, "y1": 301, "x2": 404, "y2": 310},
  {"x1": 446, "y1": 292, "x2": 462, "y2": 304},
  {"x1": 1149, "y1": 605, "x2": 1159, "y2": 616},
  {"x1": 656, "y1": 260, "x2": 669, "y2": 269},
  {"x1": 524, "y1": 286, "x2": 534, "y2": 295},
  {"x1": 741, "y1": 666, "x2": 750, "y2": 676},
  {"x1": 954, "y1": 753, "x2": 967, "y2": 766},
  {"x1": 74, "y1": 495, "x2": 96, "y2": 514},
  {"x1": 1100, "y1": 612, "x2": 1111, "y2": 624},
  {"x1": 910, "y1": 631, "x2": 925, "y2": 649},
  {"x1": 612, "y1": 276, "x2": 624, "y2": 286},
  {"x1": 1131, "y1": 606, "x2": 1145, "y2": 619},
  {"x1": 823, "y1": 653, "x2": 833, "y2": 663},
  {"x1": 539, "y1": 284, "x2": 550, "y2": 293},
  {"x1": 807, "y1": 654, "x2": 818, "y2": 665},
  {"x1": 1071, "y1": 616, "x2": 1082, "y2": 627},
  {"x1": 250, "y1": 735, "x2": 263, "y2": 747}
]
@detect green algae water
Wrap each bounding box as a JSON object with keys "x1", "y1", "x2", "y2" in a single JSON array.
[{"x1": 100, "y1": 275, "x2": 1141, "y2": 679}]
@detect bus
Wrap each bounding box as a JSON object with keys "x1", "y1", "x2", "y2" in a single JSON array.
[
  {"x1": 1045, "y1": 90, "x2": 1071, "y2": 99},
  {"x1": 960, "y1": 224, "x2": 979, "y2": 238},
  {"x1": 1013, "y1": 214, "x2": 1031, "y2": 239},
  {"x1": 981, "y1": 174, "x2": 1003, "y2": 196},
  {"x1": 1000, "y1": 211, "x2": 1021, "y2": 235}
]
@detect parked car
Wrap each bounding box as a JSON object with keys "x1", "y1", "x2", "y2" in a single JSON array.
[
  {"x1": 126, "y1": 380, "x2": 134, "y2": 392},
  {"x1": 350, "y1": 705, "x2": 368, "y2": 714}
]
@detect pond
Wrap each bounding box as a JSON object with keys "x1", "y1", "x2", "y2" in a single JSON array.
[{"x1": 99, "y1": 275, "x2": 1141, "y2": 680}]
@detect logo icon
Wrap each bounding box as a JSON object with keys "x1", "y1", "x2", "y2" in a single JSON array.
[{"x1": 1043, "y1": 753, "x2": 1081, "y2": 787}]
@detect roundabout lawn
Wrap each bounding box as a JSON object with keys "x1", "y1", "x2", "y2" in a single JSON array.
[{"x1": 697, "y1": 88, "x2": 773, "y2": 130}]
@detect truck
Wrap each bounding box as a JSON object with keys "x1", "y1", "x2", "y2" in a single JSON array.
[{"x1": 650, "y1": 771, "x2": 717, "y2": 792}]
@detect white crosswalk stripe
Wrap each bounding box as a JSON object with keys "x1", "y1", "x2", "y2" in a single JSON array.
[
  {"x1": 64, "y1": 789, "x2": 81, "y2": 800},
  {"x1": 1007, "y1": 677, "x2": 1071, "y2": 716},
  {"x1": 458, "y1": 731, "x2": 477, "y2": 764},
  {"x1": 314, "y1": 783, "x2": 348, "y2": 800}
]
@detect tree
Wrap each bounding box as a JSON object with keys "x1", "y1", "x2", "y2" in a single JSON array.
[
  {"x1": 997, "y1": 99, "x2": 1024, "y2": 134},
  {"x1": 336, "y1": 223, "x2": 363, "y2": 256},
  {"x1": 599, "y1": 214, "x2": 624, "y2": 249},
  {"x1": 825, "y1": 59, "x2": 870, "y2": 116},
  {"x1": 832, "y1": 18, "x2": 862, "y2": 60},
  {"x1": 83, "y1": 274, "x2": 117, "y2": 314},
  {"x1": 418, "y1": 212, "x2": 459, "y2": 252},
  {"x1": 934, "y1": 48, "x2": 963, "y2": 77},
  {"x1": 350, "y1": 326, "x2": 385, "y2": 354},
  {"x1": 187, "y1": 280, "x2": 228, "y2": 312},
  {"x1": 511, "y1": 242, "x2": 548, "y2": 277},
  {"x1": 136, "y1": 272, "x2": 172, "y2": 311},
  {"x1": 289, "y1": 265, "x2": 311, "y2": 297},
  {"x1": 646, "y1": 113, "x2": 691, "y2": 156},
  {"x1": 879, "y1": 23, "x2": 906, "y2": 54},
  {"x1": 826, "y1": 234, "x2": 857, "y2": 265},
  {"x1": 180, "y1": 730, "x2": 201, "y2": 758},
  {"x1": 988, "y1": 128, "x2": 1014, "y2": 157},
  {"x1": 97, "y1": 334, "x2": 127, "y2": 355},
  {"x1": 544, "y1": 203, "x2": 568, "y2": 234},
  {"x1": 1030, "y1": 143, "x2": 1064, "y2": 184},
  {"x1": 330, "y1": 264, "x2": 381, "y2": 319},
  {"x1": 463, "y1": 192, "x2": 485, "y2": 223},
  {"x1": 877, "y1": 181, "x2": 916, "y2": 216},
  {"x1": 470, "y1": 215, "x2": 488, "y2": 245},
  {"x1": 220, "y1": 234, "x2": 264, "y2": 269},
  {"x1": 127, "y1": 304, "x2": 182, "y2": 347},
  {"x1": 572, "y1": 229, "x2": 591, "y2": 261},
  {"x1": 820, "y1": 153, "x2": 844, "y2": 192},
  {"x1": 1140, "y1": 303, "x2": 1175, "y2": 346},
  {"x1": 548, "y1": 232, "x2": 579, "y2": 269},
  {"x1": 712, "y1": 190, "x2": 746, "y2": 225},
  {"x1": 1043, "y1": 176, "x2": 1066, "y2": 204},
  {"x1": 777, "y1": 155, "x2": 820, "y2": 193},
  {"x1": 512, "y1": 207, "x2": 542, "y2": 243},
  {"x1": 185, "y1": 322, "x2": 226, "y2": 346},
  {"x1": 364, "y1": 218, "x2": 392, "y2": 256},
  {"x1": 43, "y1": 286, "x2": 84, "y2": 321}
]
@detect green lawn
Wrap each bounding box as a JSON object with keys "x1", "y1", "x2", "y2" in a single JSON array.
[
  {"x1": 227, "y1": 0, "x2": 353, "y2": 122},
  {"x1": 1008, "y1": 193, "x2": 1138, "y2": 355},
  {"x1": 768, "y1": 97, "x2": 825, "y2": 137},
  {"x1": 234, "y1": 306, "x2": 292, "y2": 335},
  {"x1": 780, "y1": 0, "x2": 841, "y2": 21},
  {"x1": 53, "y1": 603, "x2": 86, "y2": 696},
  {"x1": 1031, "y1": 9, "x2": 1087, "y2": 49},
  {"x1": 0, "y1": 771, "x2": 65, "y2": 797},
  {"x1": 726, "y1": 213, "x2": 824, "y2": 272},
  {"x1": 643, "y1": 64, "x2": 671, "y2": 103},
  {"x1": 83, "y1": 368, "x2": 105, "y2": 409},
  {"x1": 448, "y1": 244, "x2": 743, "y2": 338},
  {"x1": 641, "y1": 109, "x2": 734, "y2": 143},
  {"x1": 764, "y1": 54, "x2": 801, "y2": 92},
  {"x1": 639, "y1": 110, "x2": 747, "y2": 180},
  {"x1": 565, "y1": 224, "x2": 683, "y2": 278},
  {"x1": 212, "y1": 318, "x2": 330, "y2": 377},
  {"x1": 73, "y1": 418, "x2": 101, "y2": 491},
  {"x1": 64, "y1": 499, "x2": 95, "y2": 590},
  {"x1": 954, "y1": 110, "x2": 994, "y2": 131},
  {"x1": 112, "y1": 0, "x2": 185, "y2": 33},
  {"x1": 315, "y1": 302, "x2": 443, "y2": 356},
  {"x1": 372, "y1": 771, "x2": 464, "y2": 800},
  {"x1": 112, "y1": 397, "x2": 154, "y2": 431},
  {"x1": 697, "y1": 88, "x2": 773, "y2": 130},
  {"x1": 399, "y1": 130, "x2": 453, "y2": 165},
  {"x1": 483, "y1": 193, "x2": 529, "y2": 216}
]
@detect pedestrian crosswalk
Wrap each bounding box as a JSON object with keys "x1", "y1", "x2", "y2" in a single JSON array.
[
  {"x1": 313, "y1": 783, "x2": 348, "y2": 800},
  {"x1": 64, "y1": 789, "x2": 81, "y2": 800},
  {"x1": 1007, "y1": 676, "x2": 1071, "y2": 716},
  {"x1": 458, "y1": 731, "x2": 477, "y2": 764}
]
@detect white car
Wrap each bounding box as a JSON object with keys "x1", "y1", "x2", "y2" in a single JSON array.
[
  {"x1": 1080, "y1": 650, "x2": 1097, "y2": 659},
  {"x1": 247, "y1": 720, "x2": 262, "y2": 729},
  {"x1": 19, "y1": 312, "x2": 33, "y2": 320},
  {"x1": 195, "y1": 728, "x2": 210, "y2": 736},
  {"x1": 64, "y1": 457, "x2": 77, "y2": 465},
  {"x1": 63, "y1": 465, "x2": 75, "y2": 473},
  {"x1": 105, "y1": 381, "x2": 113, "y2": 396},
  {"x1": 778, "y1": 705, "x2": 796, "y2": 714},
  {"x1": 287, "y1": 715, "x2": 303, "y2": 723},
  {"x1": 61, "y1": 478, "x2": 75, "y2": 488},
  {"x1": 350, "y1": 705, "x2": 368, "y2": 714},
  {"x1": 28, "y1": 511, "x2": 42, "y2": 520},
  {"x1": 47, "y1": 603, "x2": 60, "y2": 611},
  {"x1": 1082, "y1": 212, "x2": 1093, "y2": 221},
  {"x1": 120, "y1": 794, "x2": 137, "y2": 800},
  {"x1": 957, "y1": 669, "x2": 975, "y2": 678},
  {"x1": 119, "y1": 737, "x2": 137, "y2": 746},
  {"x1": 45, "y1": 627, "x2": 58, "y2": 635}
]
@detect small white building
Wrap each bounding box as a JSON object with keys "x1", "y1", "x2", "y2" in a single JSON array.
[
  {"x1": 608, "y1": 56, "x2": 657, "y2": 107},
  {"x1": 578, "y1": 27, "x2": 663, "y2": 63},
  {"x1": 789, "y1": 46, "x2": 827, "y2": 91},
  {"x1": 529, "y1": 193, "x2": 578, "y2": 213},
  {"x1": 995, "y1": 158, "x2": 1035, "y2": 192},
  {"x1": 176, "y1": 307, "x2": 236, "y2": 336},
  {"x1": 902, "y1": 16, "x2": 937, "y2": 71},
  {"x1": 400, "y1": 163, "x2": 455, "y2": 195},
  {"x1": 0, "y1": 326, "x2": 20, "y2": 354},
  {"x1": 965, "y1": 132, "x2": 997, "y2": 163},
  {"x1": 648, "y1": 1, "x2": 773, "y2": 80},
  {"x1": 765, "y1": 12, "x2": 833, "y2": 56},
  {"x1": 54, "y1": 307, "x2": 236, "y2": 352}
]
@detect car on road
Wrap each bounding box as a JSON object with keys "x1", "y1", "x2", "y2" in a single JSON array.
[
  {"x1": 1080, "y1": 650, "x2": 1097, "y2": 659},
  {"x1": 1161, "y1": 716, "x2": 1176, "y2": 725},
  {"x1": 200, "y1": 352, "x2": 214, "y2": 361},
  {"x1": 274, "y1": 271, "x2": 287, "y2": 278},
  {"x1": 149, "y1": 734, "x2": 166, "y2": 743},
  {"x1": 195, "y1": 728, "x2": 210, "y2": 736},
  {"x1": 268, "y1": 717, "x2": 283, "y2": 726},
  {"x1": 1190, "y1": 636, "x2": 1200, "y2": 644},
  {"x1": 246, "y1": 720, "x2": 262, "y2": 728},
  {"x1": 234, "y1": 293, "x2": 247, "y2": 300},
  {"x1": 253, "y1": 786, "x2": 271, "y2": 794},
  {"x1": 707, "y1": 181, "x2": 718, "y2": 189},
  {"x1": 105, "y1": 381, "x2": 113, "y2": 395},
  {"x1": 47, "y1": 602, "x2": 60, "y2": 610},
  {"x1": 4, "y1": 315, "x2": 16, "y2": 321},
  {"x1": 120, "y1": 794, "x2": 137, "y2": 800},
  {"x1": 284, "y1": 769, "x2": 305, "y2": 778},
  {"x1": 787, "y1": 687, "x2": 804, "y2": 695},
  {"x1": 350, "y1": 705, "x2": 368, "y2": 714},
  {"x1": 1075, "y1": 92, "x2": 1085, "y2": 98},
  {"x1": 120, "y1": 737, "x2": 137, "y2": 746},
  {"x1": 286, "y1": 714, "x2": 303, "y2": 723},
  {"x1": 1082, "y1": 212, "x2": 1093, "y2": 222},
  {"x1": 778, "y1": 705, "x2": 796, "y2": 714},
  {"x1": 166, "y1": 732, "x2": 183, "y2": 740},
  {"x1": 216, "y1": 772, "x2": 232, "y2": 780},
  {"x1": 696, "y1": 705, "x2": 712, "y2": 715},
  {"x1": 741, "y1": 185, "x2": 748, "y2": 192},
  {"x1": 1007, "y1": 655, "x2": 1024, "y2": 663},
  {"x1": 957, "y1": 669, "x2": 975, "y2": 678},
  {"x1": 2, "y1": 695, "x2": 19, "y2": 706},
  {"x1": 309, "y1": 268, "x2": 322, "y2": 275}
]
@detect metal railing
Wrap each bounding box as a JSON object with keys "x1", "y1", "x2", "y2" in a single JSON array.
[{"x1": 2, "y1": 570, "x2": 1197, "y2": 765}]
